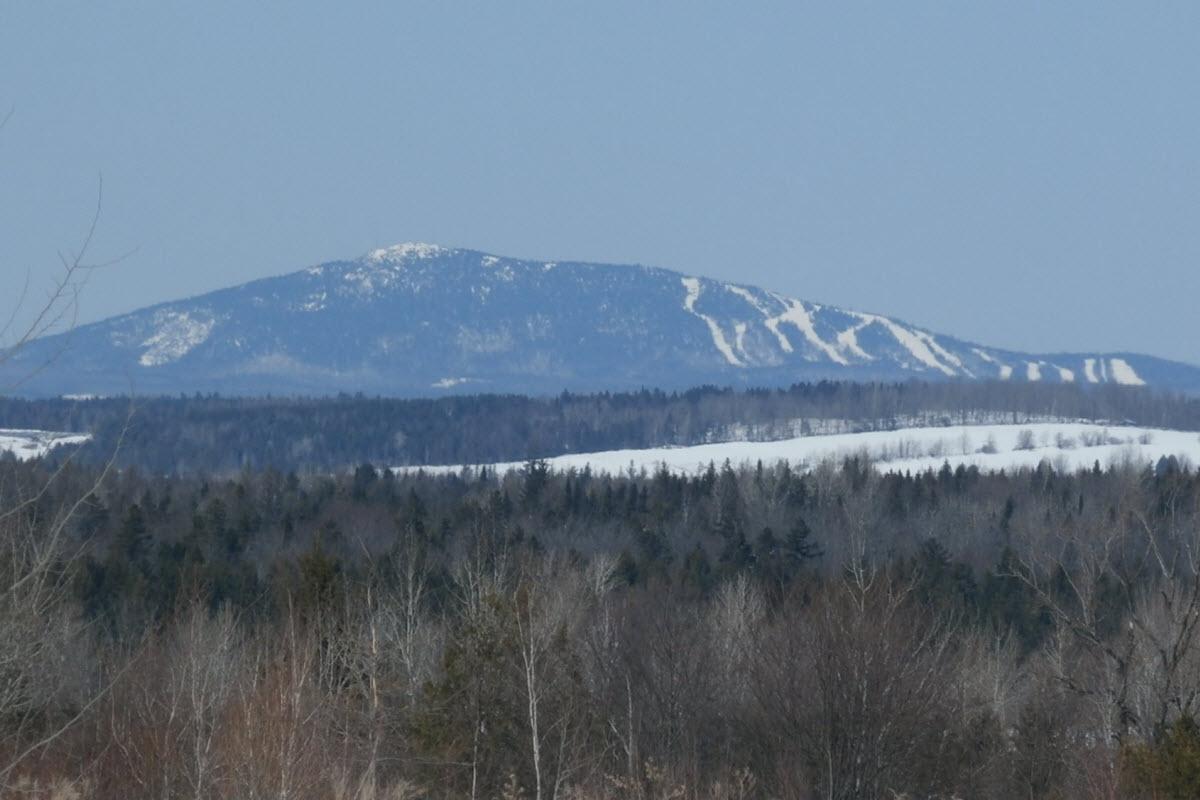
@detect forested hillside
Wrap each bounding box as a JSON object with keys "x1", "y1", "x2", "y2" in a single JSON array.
[
  {"x1": 5, "y1": 379, "x2": 1200, "y2": 473},
  {"x1": 5, "y1": 447, "x2": 1200, "y2": 797}
]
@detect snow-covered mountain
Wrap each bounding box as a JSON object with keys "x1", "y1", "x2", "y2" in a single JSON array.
[{"x1": 4, "y1": 243, "x2": 1199, "y2": 396}]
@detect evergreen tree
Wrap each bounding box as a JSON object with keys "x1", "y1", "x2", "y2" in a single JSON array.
[{"x1": 115, "y1": 502, "x2": 149, "y2": 562}]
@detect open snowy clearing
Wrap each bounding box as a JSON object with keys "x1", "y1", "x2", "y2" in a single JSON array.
[
  {"x1": 396, "y1": 423, "x2": 1200, "y2": 477},
  {"x1": 0, "y1": 429, "x2": 92, "y2": 460}
]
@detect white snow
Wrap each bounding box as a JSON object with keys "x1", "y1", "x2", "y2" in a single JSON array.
[
  {"x1": 0, "y1": 429, "x2": 91, "y2": 460},
  {"x1": 339, "y1": 244, "x2": 450, "y2": 297},
  {"x1": 1081, "y1": 357, "x2": 1142, "y2": 386},
  {"x1": 972, "y1": 349, "x2": 996, "y2": 364},
  {"x1": 716, "y1": 299, "x2": 967, "y2": 374},
  {"x1": 764, "y1": 293, "x2": 849, "y2": 365},
  {"x1": 853, "y1": 313, "x2": 957, "y2": 376},
  {"x1": 431, "y1": 377, "x2": 473, "y2": 389},
  {"x1": 733, "y1": 322, "x2": 749, "y2": 357},
  {"x1": 138, "y1": 311, "x2": 215, "y2": 367},
  {"x1": 676, "y1": 289, "x2": 1148, "y2": 387},
  {"x1": 366, "y1": 242, "x2": 445, "y2": 263},
  {"x1": 836, "y1": 319, "x2": 875, "y2": 360},
  {"x1": 395, "y1": 423, "x2": 1200, "y2": 478},
  {"x1": 681, "y1": 277, "x2": 743, "y2": 366},
  {"x1": 296, "y1": 291, "x2": 327, "y2": 312},
  {"x1": 725, "y1": 285, "x2": 762, "y2": 309},
  {"x1": 973, "y1": 349, "x2": 1013, "y2": 380},
  {"x1": 914, "y1": 330, "x2": 972, "y2": 377},
  {"x1": 472, "y1": 255, "x2": 514, "y2": 279},
  {"x1": 728, "y1": 287, "x2": 792, "y2": 353},
  {"x1": 1110, "y1": 358, "x2": 1146, "y2": 386}
]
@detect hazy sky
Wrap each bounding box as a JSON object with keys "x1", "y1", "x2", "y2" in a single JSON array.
[{"x1": 2, "y1": 2, "x2": 1197, "y2": 364}]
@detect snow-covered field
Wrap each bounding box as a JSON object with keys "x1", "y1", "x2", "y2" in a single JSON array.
[
  {"x1": 0, "y1": 429, "x2": 91, "y2": 460},
  {"x1": 396, "y1": 423, "x2": 1200, "y2": 477}
]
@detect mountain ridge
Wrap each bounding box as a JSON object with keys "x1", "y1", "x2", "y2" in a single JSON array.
[{"x1": 4, "y1": 243, "x2": 1199, "y2": 397}]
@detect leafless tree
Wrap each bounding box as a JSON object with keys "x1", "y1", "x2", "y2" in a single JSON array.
[
  {"x1": 220, "y1": 608, "x2": 329, "y2": 800},
  {"x1": 105, "y1": 601, "x2": 241, "y2": 799},
  {"x1": 755, "y1": 573, "x2": 961, "y2": 799},
  {"x1": 330, "y1": 539, "x2": 443, "y2": 800},
  {"x1": 510, "y1": 554, "x2": 612, "y2": 800},
  {"x1": 1010, "y1": 478, "x2": 1155, "y2": 741},
  {"x1": 0, "y1": 141, "x2": 127, "y2": 788},
  {"x1": 0, "y1": 170, "x2": 101, "y2": 387}
]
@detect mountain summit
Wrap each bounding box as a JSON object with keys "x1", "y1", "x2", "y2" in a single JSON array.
[{"x1": 5, "y1": 244, "x2": 1198, "y2": 396}]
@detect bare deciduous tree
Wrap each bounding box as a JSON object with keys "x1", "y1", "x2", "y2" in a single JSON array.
[
  {"x1": 0, "y1": 150, "x2": 126, "y2": 789},
  {"x1": 755, "y1": 574, "x2": 961, "y2": 799}
]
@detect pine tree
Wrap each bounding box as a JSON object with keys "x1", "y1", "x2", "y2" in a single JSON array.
[
  {"x1": 115, "y1": 502, "x2": 149, "y2": 562},
  {"x1": 784, "y1": 517, "x2": 821, "y2": 566}
]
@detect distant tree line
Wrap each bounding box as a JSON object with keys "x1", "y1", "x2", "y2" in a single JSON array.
[
  {"x1": 6, "y1": 448, "x2": 1200, "y2": 797},
  {"x1": 4, "y1": 379, "x2": 1200, "y2": 473}
]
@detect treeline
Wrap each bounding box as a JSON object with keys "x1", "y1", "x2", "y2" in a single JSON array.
[
  {"x1": 5, "y1": 379, "x2": 1200, "y2": 473},
  {"x1": 6, "y1": 450, "x2": 1200, "y2": 797}
]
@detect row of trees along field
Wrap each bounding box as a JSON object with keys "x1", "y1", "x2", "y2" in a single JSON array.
[
  {"x1": 5, "y1": 448, "x2": 1200, "y2": 798},
  {"x1": 4, "y1": 378, "x2": 1200, "y2": 473}
]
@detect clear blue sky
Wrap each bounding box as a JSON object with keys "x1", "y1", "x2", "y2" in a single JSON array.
[{"x1": 2, "y1": 2, "x2": 1197, "y2": 363}]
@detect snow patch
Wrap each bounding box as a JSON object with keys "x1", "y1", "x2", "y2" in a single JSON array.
[
  {"x1": 914, "y1": 331, "x2": 971, "y2": 377},
  {"x1": 763, "y1": 292, "x2": 849, "y2": 365},
  {"x1": 138, "y1": 311, "x2": 215, "y2": 367},
  {"x1": 1084, "y1": 358, "x2": 1099, "y2": 383},
  {"x1": 343, "y1": 266, "x2": 387, "y2": 295},
  {"x1": 836, "y1": 319, "x2": 875, "y2": 361},
  {"x1": 974, "y1": 349, "x2": 1012, "y2": 380},
  {"x1": 681, "y1": 277, "x2": 742, "y2": 366},
  {"x1": 972, "y1": 349, "x2": 996, "y2": 363},
  {"x1": 852, "y1": 313, "x2": 957, "y2": 375},
  {"x1": 1110, "y1": 358, "x2": 1146, "y2": 386},
  {"x1": 1027, "y1": 362, "x2": 1042, "y2": 381},
  {"x1": 475, "y1": 254, "x2": 514, "y2": 279},
  {"x1": 366, "y1": 242, "x2": 445, "y2": 263},
  {"x1": 431, "y1": 377, "x2": 473, "y2": 389},
  {"x1": 0, "y1": 429, "x2": 91, "y2": 460},
  {"x1": 727, "y1": 286, "x2": 796, "y2": 355},
  {"x1": 297, "y1": 291, "x2": 327, "y2": 312}
]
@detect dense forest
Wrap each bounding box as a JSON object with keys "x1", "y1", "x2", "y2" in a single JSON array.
[
  {"x1": 5, "y1": 441, "x2": 1200, "y2": 798},
  {"x1": 5, "y1": 379, "x2": 1200, "y2": 473}
]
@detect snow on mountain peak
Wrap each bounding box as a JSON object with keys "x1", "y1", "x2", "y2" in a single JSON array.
[{"x1": 365, "y1": 242, "x2": 446, "y2": 263}]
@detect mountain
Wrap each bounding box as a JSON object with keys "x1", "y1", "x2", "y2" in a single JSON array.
[{"x1": 4, "y1": 243, "x2": 1199, "y2": 397}]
